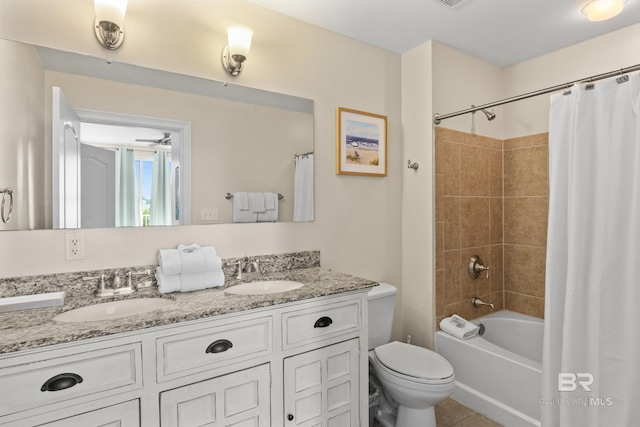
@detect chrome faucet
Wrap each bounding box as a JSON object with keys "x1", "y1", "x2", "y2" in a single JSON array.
[
  {"x1": 245, "y1": 259, "x2": 262, "y2": 275},
  {"x1": 472, "y1": 297, "x2": 494, "y2": 310}
]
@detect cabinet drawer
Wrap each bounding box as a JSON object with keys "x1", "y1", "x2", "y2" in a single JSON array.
[
  {"x1": 157, "y1": 316, "x2": 272, "y2": 382},
  {"x1": 282, "y1": 299, "x2": 361, "y2": 349},
  {"x1": 0, "y1": 343, "x2": 142, "y2": 417},
  {"x1": 36, "y1": 399, "x2": 140, "y2": 427}
]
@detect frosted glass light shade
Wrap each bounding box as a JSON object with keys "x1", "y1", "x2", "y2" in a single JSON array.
[
  {"x1": 581, "y1": 0, "x2": 624, "y2": 21},
  {"x1": 227, "y1": 26, "x2": 253, "y2": 60},
  {"x1": 94, "y1": 0, "x2": 128, "y2": 27}
]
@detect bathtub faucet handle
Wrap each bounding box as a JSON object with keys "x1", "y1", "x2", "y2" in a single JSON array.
[{"x1": 468, "y1": 255, "x2": 490, "y2": 279}]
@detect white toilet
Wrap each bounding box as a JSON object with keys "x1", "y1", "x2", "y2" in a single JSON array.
[{"x1": 368, "y1": 283, "x2": 455, "y2": 427}]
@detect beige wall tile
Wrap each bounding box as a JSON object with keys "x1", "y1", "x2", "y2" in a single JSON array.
[
  {"x1": 504, "y1": 132, "x2": 548, "y2": 150},
  {"x1": 490, "y1": 197, "x2": 503, "y2": 244},
  {"x1": 444, "y1": 197, "x2": 461, "y2": 250},
  {"x1": 435, "y1": 221, "x2": 444, "y2": 271},
  {"x1": 444, "y1": 250, "x2": 461, "y2": 306},
  {"x1": 435, "y1": 174, "x2": 444, "y2": 222},
  {"x1": 435, "y1": 138, "x2": 444, "y2": 175},
  {"x1": 504, "y1": 244, "x2": 546, "y2": 297},
  {"x1": 504, "y1": 196, "x2": 548, "y2": 246},
  {"x1": 489, "y1": 149, "x2": 502, "y2": 197},
  {"x1": 443, "y1": 142, "x2": 460, "y2": 196},
  {"x1": 490, "y1": 291, "x2": 504, "y2": 311},
  {"x1": 489, "y1": 244, "x2": 504, "y2": 293},
  {"x1": 435, "y1": 269, "x2": 445, "y2": 317},
  {"x1": 460, "y1": 145, "x2": 490, "y2": 196},
  {"x1": 504, "y1": 145, "x2": 549, "y2": 197},
  {"x1": 505, "y1": 291, "x2": 545, "y2": 318},
  {"x1": 460, "y1": 197, "x2": 490, "y2": 248}
]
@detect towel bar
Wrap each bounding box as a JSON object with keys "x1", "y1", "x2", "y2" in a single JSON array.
[{"x1": 225, "y1": 192, "x2": 284, "y2": 200}]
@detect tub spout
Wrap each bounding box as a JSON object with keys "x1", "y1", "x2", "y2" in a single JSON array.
[{"x1": 472, "y1": 297, "x2": 494, "y2": 310}]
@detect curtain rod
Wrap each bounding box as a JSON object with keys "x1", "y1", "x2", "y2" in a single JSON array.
[{"x1": 433, "y1": 63, "x2": 640, "y2": 125}]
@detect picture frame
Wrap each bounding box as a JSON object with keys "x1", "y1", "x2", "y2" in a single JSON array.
[{"x1": 336, "y1": 107, "x2": 387, "y2": 177}]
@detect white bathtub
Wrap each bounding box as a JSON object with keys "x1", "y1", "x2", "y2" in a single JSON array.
[{"x1": 435, "y1": 310, "x2": 543, "y2": 427}]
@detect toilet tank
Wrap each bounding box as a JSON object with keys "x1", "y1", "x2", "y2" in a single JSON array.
[{"x1": 367, "y1": 282, "x2": 397, "y2": 350}]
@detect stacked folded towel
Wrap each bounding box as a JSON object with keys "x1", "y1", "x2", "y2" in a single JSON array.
[
  {"x1": 439, "y1": 314, "x2": 480, "y2": 339},
  {"x1": 156, "y1": 243, "x2": 225, "y2": 294},
  {"x1": 232, "y1": 192, "x2": 279, "y2": 223}
]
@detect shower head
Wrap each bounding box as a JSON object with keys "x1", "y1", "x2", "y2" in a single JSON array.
[
  {"x1": 481, "y1": 108, "x2": 496, "y2": 121},
  {"x1": 471, "y1": 105, "x2": 496, "y2": 122}
]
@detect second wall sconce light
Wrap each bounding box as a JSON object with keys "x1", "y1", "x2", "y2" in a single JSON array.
[
  {"x1": 94, "y1": 0, "x2": 127, "y2": 50},
  {"x1": 222, "y1": 26, "x2": 253, "y2": 76}
]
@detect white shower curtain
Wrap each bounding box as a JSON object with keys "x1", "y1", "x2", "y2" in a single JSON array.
[
  {"x1": 293, "y1": 153, "x2": 314, "y2": 222},
  {"x1": 115, "y1": 148, "x2": 140, "y2": 227},
  {"x1": 542, "y1": 74, "x2": 640, "y2": 426},
  {"x1": 150, "y1": 150, "x2": 171, "y2": 226}
]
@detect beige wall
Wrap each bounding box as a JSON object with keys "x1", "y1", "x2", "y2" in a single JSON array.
[
  {"x1": 401, "y1": 41, "x2": 434, "y2": 348},
  {"x1": 44, "y1": 70, "x2": 313, "y2": 225},
  {"x1": 503, "y1": 24, "x2": 640, "y2": 139},
  {"x1": 0, "y1": 1, "x2": 404, "y2": 334},
  {"x1": 0, "y1": 39, "x2": 45, "y2": 231}
]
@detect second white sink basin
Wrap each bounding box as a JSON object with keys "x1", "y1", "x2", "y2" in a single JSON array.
[
  {"x1": 53, "y1": 298, "x2": 175, "y2": 323},
  {"x1": 225, "y1": 280, "x2": 304, "y2": 295}
]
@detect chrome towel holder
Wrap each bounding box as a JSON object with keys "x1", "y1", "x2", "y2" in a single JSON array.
[
  {"x1": 225, "y1": 192, "x2": 284, "y2": 200},
  {"x1": 1, "y1": 187, "x2": 13, "y2": 223}
]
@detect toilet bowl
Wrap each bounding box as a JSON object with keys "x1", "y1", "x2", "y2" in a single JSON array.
[{"x1": 368, "y1": 284, "x2": 455, "y2": 427}]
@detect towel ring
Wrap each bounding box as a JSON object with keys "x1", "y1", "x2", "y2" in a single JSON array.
[{"x1": 1, "y1": 188, "x2": 13, "y2": 224}]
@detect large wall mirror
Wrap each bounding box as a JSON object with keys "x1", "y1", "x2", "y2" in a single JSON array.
[{"x1": 0, "y1": 39, "x2": 314, "y2": 231}]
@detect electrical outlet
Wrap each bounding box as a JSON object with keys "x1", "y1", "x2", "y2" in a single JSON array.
[
  {"x1": 65, "y1": 233, "x2": 85, "y2": 260},
  {"x1": 201, "y1": 208, "x2": 219, "y2": 222}
]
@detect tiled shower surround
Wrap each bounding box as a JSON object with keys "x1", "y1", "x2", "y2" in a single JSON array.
[{"x1": 435, "y1": 127, "x2": 549, "y2": 323}]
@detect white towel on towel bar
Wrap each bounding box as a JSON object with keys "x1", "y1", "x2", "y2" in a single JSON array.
[
  {"x1": 248, "y1": 192, "x2": 266, "y2": 213},
  {"x1": 439, "y1": 314, "x2": 479, "y2": 339},
  {"x1": 233, "y1": 192, "x2": 257, "y2": 222},
  {"x1": 257, "y1": 193, "x2": 279, "y2": 222}
]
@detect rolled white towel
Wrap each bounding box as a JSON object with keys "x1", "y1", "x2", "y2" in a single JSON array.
[
  {"x1": 181, "y1": 270, "x2": 225, "y2": 292},
  {"x1": 158, "y1": 248, "x2": 181, "y2": 276},
  {"x1": 156, "y1": 267, "x2": 181, "y2": 294},
  {"x1": 439, "y1": 314, "x2": 479, "y2": 339}
]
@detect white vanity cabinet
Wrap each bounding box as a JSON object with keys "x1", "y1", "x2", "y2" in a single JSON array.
[
  {"x1": 0, "y1": 290, "x2": 368, "y2": 427},
  {"x1": 284, "y1": 339, "x2": 360, "y2": 427},
  {"x1": 36, "y1": 400, "x2": 140, "y2": 427},
  {"x1": 160, "y1": 364, "x2": 271, "y2": 426}
]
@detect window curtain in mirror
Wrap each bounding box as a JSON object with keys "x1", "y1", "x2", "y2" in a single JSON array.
[
  {"x1": 115, "y1": 148, "x2": 140, "y2": 227},
  {"x1": 542, "y1": 74, "x2": 640, "y2": 426},
  {"x1": 150, "y1": 150, "x2": 171, "y2": 226},
  {"x1": 293, "y1": 153, "x2": 314, "y2": 222}
]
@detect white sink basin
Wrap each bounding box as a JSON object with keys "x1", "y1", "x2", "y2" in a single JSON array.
[
  {"x1": 53, "y1": 298, "x2": 175, "y2": 323},
  {"x1": 224, "y1": 280, "x2": 304, "y2": 295}
]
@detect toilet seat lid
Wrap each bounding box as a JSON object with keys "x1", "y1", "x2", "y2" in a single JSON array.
[{"x1": 374, "y1": 341, "x2": 453, "y2": 381}]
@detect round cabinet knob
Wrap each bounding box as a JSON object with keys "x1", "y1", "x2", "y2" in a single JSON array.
[{"x1": 287, "y1": 414, "x2": 294, "y2": 421}]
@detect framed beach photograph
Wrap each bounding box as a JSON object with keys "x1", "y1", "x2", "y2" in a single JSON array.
[{"x1": 336, "y1": 107, "x2": 387, "y2": 176}]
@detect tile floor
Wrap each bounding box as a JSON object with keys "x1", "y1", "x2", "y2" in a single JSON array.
[{"x1": 372, "y1": 398, "x2": 503, "y2": 427}]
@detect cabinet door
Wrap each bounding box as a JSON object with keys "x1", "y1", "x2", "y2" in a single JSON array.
[
  {"x1": 160, "y1": 363, "x2": 271, "y2": 427},
  {"x1": 284, "y1": 339, "x2": 359, "y2": 427},
  {"x1": 36, "y1": 400, "x2": 139, "y2": 427}
]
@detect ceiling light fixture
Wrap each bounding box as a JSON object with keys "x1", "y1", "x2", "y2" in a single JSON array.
[
  {"x1": 94, "y1": 0, "x2": 127, "y2": 50},
  {"x1": 222, "y1": 26, "x2": 253, "y2": 76},
  {"x1": 581, "y1": 0, "x2": 624, "y2": 21}
]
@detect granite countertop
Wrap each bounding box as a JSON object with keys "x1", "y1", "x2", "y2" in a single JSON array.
[{"x1": 0, "y1": 267, "x2": 377, "y2": 354}]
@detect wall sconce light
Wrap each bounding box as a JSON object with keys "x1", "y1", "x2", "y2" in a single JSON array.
[
  {"x1": 94, "y1": 0, "x2": 127, "y2": 50},
  {"x1": 581, "y1": 0, "x2": 624, "y2": 21},
  {"x1": 222, "y1": 26, "x2": 253, "y2": 76}
]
